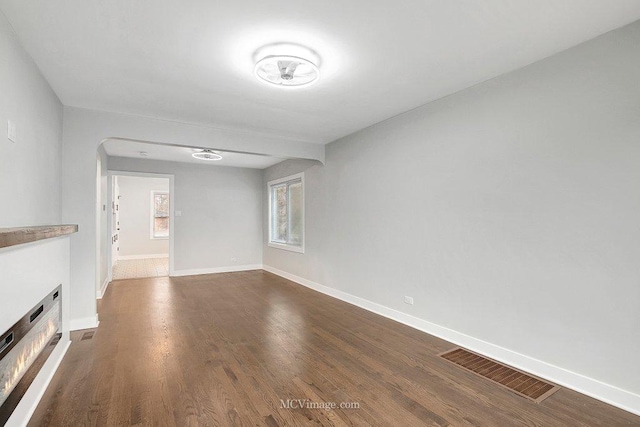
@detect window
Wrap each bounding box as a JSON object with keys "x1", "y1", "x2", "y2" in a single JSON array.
[
  {"x1": 268, "y1": 173, "x2": 304, "y2": 253},
  {"x1": 151, "y1": 191, "x2": 169, "y2": 239}
]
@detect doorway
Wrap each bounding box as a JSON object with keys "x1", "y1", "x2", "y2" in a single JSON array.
[{"x1": 108, "y1": 172, "x2": 174, "y2": 281}]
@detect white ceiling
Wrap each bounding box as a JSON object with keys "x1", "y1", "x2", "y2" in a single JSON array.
[
  {"x1": 2, "y1": 1, "x2": 640, "y2": 145},
  {"x1": 103, "y1": 139, "x2": 285, "y2": 169}
]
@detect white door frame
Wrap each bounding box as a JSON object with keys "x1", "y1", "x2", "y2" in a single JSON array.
[
  {"x1": 111, "y1": 175, "x2": 120, "y2": 271},
  {"x1": 106, "y1": 170, "x2": 176, "y2": 282}
]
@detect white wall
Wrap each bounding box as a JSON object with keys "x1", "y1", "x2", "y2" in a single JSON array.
[
  {"x1": 0, "y1": 14, "x2": 71, "y2": 426},
  {"x1": 109, "y1": 157, "x2": 263, "y2": 273},
  {"x1": 0, "y1": 13, "x2": 62, "y2": 226},
  {"x1": 263, "y1": 21, "x2": 640, "y2": 412},
  {"x1": 116, "y1": 175, "x2": 169, "y2": 258}
]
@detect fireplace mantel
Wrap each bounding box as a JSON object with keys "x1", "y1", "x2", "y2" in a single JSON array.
[{"x1": 0, "y1": 225, "x2": 78, "y2": 249}]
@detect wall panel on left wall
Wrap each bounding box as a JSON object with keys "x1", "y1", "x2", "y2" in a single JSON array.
[
  {"x1": 0, "y1": 14, "x2": 70, "y2": 425},
  {"x1": 0, "y1": 13, "x2": 63, "y2": 227}
]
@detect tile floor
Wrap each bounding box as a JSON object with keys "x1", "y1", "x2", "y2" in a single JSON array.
[{"x1": 112, "y1": 257, "x2": 169, "y2": 280}]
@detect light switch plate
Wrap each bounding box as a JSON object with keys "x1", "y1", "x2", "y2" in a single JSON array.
[{"x1": 7, "y1": 120, "x2": 17, "y2": 143}]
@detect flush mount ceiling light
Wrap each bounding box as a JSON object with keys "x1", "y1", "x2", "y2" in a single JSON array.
[
  {"x1": 254, "y1": 55, "x2": 319, "y2": 87},
  {"x1": 192, "y1": 149, "x2": 222, "y2": 161}
]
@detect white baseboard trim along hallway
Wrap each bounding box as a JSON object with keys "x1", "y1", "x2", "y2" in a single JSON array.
[
  {"x1": 69, "y1": 314, "x2": 100, "y2": 332},
  {"x1": 262, "y1": 265, "x2": 640, "y2": 416},
  {"x1": 96, "y1": 277, "x2": 110, "y2": 299},
  {"x1": 171, "y1": 264, "x2": 263, "y2": 277}
]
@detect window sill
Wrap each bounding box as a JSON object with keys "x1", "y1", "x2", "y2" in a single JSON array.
[
  {"x1": 151, "y1": 236, "x2": 169, "y2": 240},
  {"x1": 268, "y1": 241, "x2": 304, "y2": 254}
]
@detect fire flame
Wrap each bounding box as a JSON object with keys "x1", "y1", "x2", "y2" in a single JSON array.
[{"x1": 1, "y1": 319, "x2": 57, "y2": 398}]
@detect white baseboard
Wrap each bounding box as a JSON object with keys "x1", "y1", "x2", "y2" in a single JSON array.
[
  {"x1": 6, "y1": 338, "x2": 71, "y2": 427},
  {"x1": 262, "y1": 265, "x2": 640, "y2": 416},
  {"x1": 96, "y1": 277, "x2": 110, "y2": 299},
  {"x1": 172, "y1": 264, "x2": 263, "y2": 277},
  {"x1": 117, "y1": 253, "x2": 169, "y2": 261},
  {"x1": 69, "y1": 314, "x2": 100, "y2": 331}
]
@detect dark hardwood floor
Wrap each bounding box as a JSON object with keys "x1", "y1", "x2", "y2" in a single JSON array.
[{"x1": 30, "y1": 271, "x2": 640, "y2": 426}]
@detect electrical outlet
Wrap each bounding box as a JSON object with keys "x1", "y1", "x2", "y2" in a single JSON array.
[
  {"x1": 231, "y1": 257, "x2": 238, "y2": 263},
  {"x1": 404, "y1": 296, "x2": 414, "y2": 305}
]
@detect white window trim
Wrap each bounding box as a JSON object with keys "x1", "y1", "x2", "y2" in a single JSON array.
[
  {"x1": 150, "y1": 190, "x2": 170, "y2": 240},
  {"x1": 267, "y1": 172, "x2": 305, "y2": 253}
]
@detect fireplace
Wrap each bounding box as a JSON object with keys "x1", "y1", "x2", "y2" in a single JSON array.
[{"x1": 0, "y1": 285, "x2": 62, "y2": 424}]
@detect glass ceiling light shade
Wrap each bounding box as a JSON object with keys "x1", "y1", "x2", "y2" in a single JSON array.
[
  {"x1": 192, "y1": 149, "x2": 222, "y2": 161},
  {"x1": 254, "y1": 55, "x2": 319, "y2": 87}
]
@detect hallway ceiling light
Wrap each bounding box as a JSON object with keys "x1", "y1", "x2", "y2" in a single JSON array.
[
  {"x1": 192, "y1": 149, "x2": 222, "y2": 161},
  {"x1": 254, "y1": 55, "x2": 319, "y2": 88}
]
